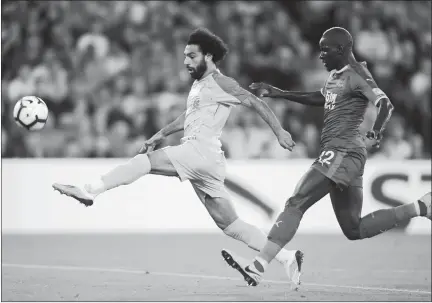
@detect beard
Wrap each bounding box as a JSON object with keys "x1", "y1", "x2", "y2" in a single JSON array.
[{"x1": 190, "y1": 58, "x2": 207, "y2": 80}]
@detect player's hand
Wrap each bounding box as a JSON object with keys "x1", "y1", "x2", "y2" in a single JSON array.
[
  {"x1": 249, "y1": 82, "x2": 279, "y2": 98},
  {"x1": 366, "y1": 130, "x2": 383, "y2": 149},
  {"x1": 139, "y1": 133, "x2": 164, "y2": 154},
  {"x1": 277, "y1": 130, "x2": 296, "y2": 151}
]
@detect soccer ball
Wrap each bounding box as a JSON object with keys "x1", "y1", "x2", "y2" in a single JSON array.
[{"x1": 13, "y1": 96, "x2": 49, "y2": 131}]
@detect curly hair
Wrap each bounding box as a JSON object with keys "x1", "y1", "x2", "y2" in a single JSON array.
[{"x1": 187, "y1": 28, "x2": 229, "y2": 63}]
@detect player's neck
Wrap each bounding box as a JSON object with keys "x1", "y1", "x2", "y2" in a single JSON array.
[
  {"x1": 199, "y1": 66, "x2": 218, "y2": 80},
  {"x1": 335, "y1": 52, "x2": 356, "y2": 71},
  {"x1": 335, "y1": 60, "x2": 349, "y2": 71},
  {"x1": 348, "y1": 52, "x2": 358, "y2": 65}
]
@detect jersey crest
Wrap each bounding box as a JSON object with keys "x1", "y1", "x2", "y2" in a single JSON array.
[
  {"x1": 191, "y1": 95, "x2": 200, "y2": 109},
  {"x1": 335, "y1": 79, "x2": 346, "y2": 88},
  {"x1": 186, "y1": 84, "x2": 203, "y2": 114}
]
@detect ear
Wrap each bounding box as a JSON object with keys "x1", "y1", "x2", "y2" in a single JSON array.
[
  {"x1": 337, "y1": 45, "x2": 345, "y2": 55},
  {"x1": 205, "y1": 53, "x2": 213, "y2": 62}
]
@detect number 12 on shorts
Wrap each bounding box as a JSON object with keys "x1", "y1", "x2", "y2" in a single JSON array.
[{"x1": 318, "y1": 150, "x2": 335, "y2": 166}]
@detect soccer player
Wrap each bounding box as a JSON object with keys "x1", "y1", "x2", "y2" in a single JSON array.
[
  {"x1": 52, "y1": 28, "x2": 303, "y2": 284},
  {"x1": 220, "y1": 27, "x2": 432, "y2": 287}
]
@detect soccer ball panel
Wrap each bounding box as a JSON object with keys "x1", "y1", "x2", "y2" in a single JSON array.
[{"x1": 29, "y1": 121, "x2": 47, "y2": 131}]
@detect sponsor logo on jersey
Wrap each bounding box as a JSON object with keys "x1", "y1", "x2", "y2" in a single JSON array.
[{"x1": 324, "y1": 91, "x2": 337, "y2": 110}]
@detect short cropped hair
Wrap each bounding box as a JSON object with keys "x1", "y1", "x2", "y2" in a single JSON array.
[{"x1": 187, "y1": 28, "x2": 229, "y2": 63}]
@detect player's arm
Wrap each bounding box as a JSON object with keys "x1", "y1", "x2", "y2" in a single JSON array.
[
  {"x1": 273, "y1": 90, "x2": 325, "y2": 106},
  {"x1": 355, "y1": 75, "x2": 394, "y2": 147},
  {"x1": 372, "y1": 98, "x2": 394, "y2": 134},
  {"x1": 244, "y1": 93, "x2": 296, "y2": 150},
  {"x1": 139, "y1": 111, "x2": 185, "y2": 153},
  {"x1": 215, "y1": 76, "x2": 295, "y2": 150},
  {"x1": 249, "y1": 82, "x2": 325, "y2": 106},
  {"x1": 157, "y1": 111, "x2": 186, "y2": 137}
]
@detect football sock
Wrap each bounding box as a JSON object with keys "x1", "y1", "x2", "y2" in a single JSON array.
[
  {"x1": 257, "y1": 240, "x2": 284, "y2": 265},
  {"x1": 86, "y1": 154, "x2": 151, "y2": 196},
  {"x1": 359, "y1": 201, "x2": 424, "y2": 239},
  {"x1": 223, "y1": 218, "x2": 296, "y2": 264},
  {"x1": 248, "y1": 207, "x2": 303, "y2": 264}
]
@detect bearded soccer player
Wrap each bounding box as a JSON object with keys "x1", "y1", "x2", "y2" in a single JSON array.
[
  {"x1": 221, "y1": 27, "x2": 431, "y2": 287},
  {"x1": 52, "y1": 28, "x2": 303, "y2": 284}
]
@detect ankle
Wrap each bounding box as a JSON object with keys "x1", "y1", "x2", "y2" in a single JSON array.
[
  {"x1": 274, "y1": 249, "x2": 292, "y2": 264},
  {"x1": 86, "y1": 177, "x2": 105, "y2": 196}
]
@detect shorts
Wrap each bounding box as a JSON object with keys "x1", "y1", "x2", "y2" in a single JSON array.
[
  {"x1": 161, "y1": 137, "x2": 229, "y2": 201},
  {"x1": 311, "y1": 146, "x2": 366, "y2": 189}
]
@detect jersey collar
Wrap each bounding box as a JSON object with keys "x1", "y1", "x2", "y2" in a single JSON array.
[{"x1": 334, "y1": 65, "x2": 350, "y2": 74}]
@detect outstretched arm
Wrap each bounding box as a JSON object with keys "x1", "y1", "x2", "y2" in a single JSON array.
[
  {"x1": 213, "y1": 75, "x2": 295, "y2": 150},
  {"x1": 247, "y1": 95, "x2": 285, "y2": 137},
  {"x1": 245, "y1": 94, "x2": 296, "y2": 151},
  {"x1": 273, "y1": 90, "x2": 325, "y2": 106},
  {"x1": 249, "y1": 82, "x2": 325, "y2": 106}
]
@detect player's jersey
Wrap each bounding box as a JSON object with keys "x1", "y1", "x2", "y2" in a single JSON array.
[
  {"x1": 320, "y1": 62, "x2": 387, "y2": 150},
  {"x1": 183, "y1": 69, "x2": 252, "y2": 149}
]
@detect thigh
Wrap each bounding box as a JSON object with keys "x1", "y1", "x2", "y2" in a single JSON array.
[
  {"x1": 147, "y1": 148, "x2": 179, "y2": 177},
  {"x1": 330, "y1": 185, "x2": 363, "y2": 234},
  {"x1": 287, "y1": 167, "x2": 332, "y2": 213},
  {"x1": 159, "y1": 140, "x2": 225, "y2": 183},
  {"x1": 192, "y1": 184, "x2": 238, "y2": 230},
  {"x1": 152, "y1": 142, "x2": 207, "y2": 181}
]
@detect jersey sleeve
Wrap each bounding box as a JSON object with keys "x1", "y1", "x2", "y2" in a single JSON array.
[
  {"x1": 212, "y1": 73, "x2": 253, "y2": 107},
  {"x1": 351, "y1": 64, "x2": 388, "y2": 106}
]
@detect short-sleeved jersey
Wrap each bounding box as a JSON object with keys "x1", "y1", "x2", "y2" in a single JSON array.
[
  {"x1": 320, "y1": 62, "x2": 387, "y2": 150},
  {"x1": 184, "y1": 69, "x2": 252, "y2": 148}
]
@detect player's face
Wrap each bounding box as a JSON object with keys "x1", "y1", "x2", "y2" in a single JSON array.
[
  {"x1": 319, "y1": 37, "x2": 342, "y2": 71},
  {"x1": 184, "y1": 44, "x2": 207, "y2": 80}
]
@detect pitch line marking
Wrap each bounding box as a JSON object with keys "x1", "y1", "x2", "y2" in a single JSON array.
[{"x1": 2, "y1": 263, "x2": 431, "y2": 295}]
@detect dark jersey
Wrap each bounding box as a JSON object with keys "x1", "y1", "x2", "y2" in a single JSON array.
[{"x1": 320, "y1": 62, "x2": 387, "y2": 150}]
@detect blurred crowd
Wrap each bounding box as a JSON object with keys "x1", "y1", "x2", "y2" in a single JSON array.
[{"x1": 2, "y1": 0, "x2": 431, "y2": 159}]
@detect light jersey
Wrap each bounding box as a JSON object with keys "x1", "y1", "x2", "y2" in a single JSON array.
[
  {"x1": 320, "y1": 62, "x2": 388, "y2": 150},
  {"x1": 183, "y1": 69, "x2": 252, "y2": 149}
]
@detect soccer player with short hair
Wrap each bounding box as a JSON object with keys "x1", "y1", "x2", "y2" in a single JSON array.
[
  {"x1": 53, "y1": 28, "x2": 303, "y2": 285},
  {"x1": 221, "y1": 27, "x2": 431, "y2": 287}
]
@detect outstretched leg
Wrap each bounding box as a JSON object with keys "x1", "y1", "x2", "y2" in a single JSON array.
[
  {"x1": 331, "y1": 186, "x2": 431, "y2": 240},
  {"x1": 52, "y1": 149, "x2": 179, "y2": 206}
]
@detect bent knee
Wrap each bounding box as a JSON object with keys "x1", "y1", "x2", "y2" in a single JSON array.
[
  {"x1": 342, "y1": 228, "x2": 361, "y2": 241},
  {"x1": 284, "y1": 194, "x2": 309, "y2": 213},
  {"x1": 215, "y1": 212, "x2": 236, "y2": 231},
  {"x1": 215, "y1": 220, "x2": 230, "y2": 231},
  {"x1": 205, "y1": 196, "x2": 238, "y2": 231}
]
